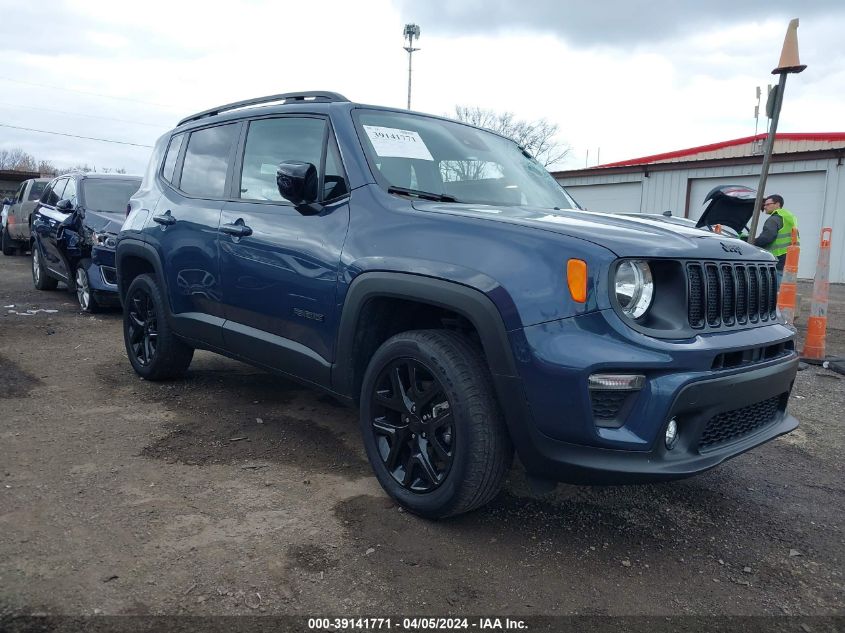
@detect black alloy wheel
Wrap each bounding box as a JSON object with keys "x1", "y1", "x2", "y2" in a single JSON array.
[
  {"x1": 127, "y1": 286, "x2": 158, "y2": 367},
  {"x1": 369, "y1": 358, "x2": 455, "y2": 493},
  {"x1": 359, "y1": 330, "x2": 512, "y2": 519},
  {"x1": 122, "y1": 274, "x2": 193, "y2": 380}
]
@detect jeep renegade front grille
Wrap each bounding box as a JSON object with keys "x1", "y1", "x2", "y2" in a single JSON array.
[
  {"x1": 686, "y1": 263, "x2": 777, "y2": 330},
  {"x1": 698, "y1": 395, "x2": 782, "y2": 451}
]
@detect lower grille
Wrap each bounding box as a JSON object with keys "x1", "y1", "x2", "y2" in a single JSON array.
[{"x1": 699, "y1": 396, "x2": 781, "y2": 451}]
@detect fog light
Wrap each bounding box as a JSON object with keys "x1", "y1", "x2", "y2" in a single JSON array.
[{"x1": 665, "y1": 418, "x2": 679, "y2": 450}]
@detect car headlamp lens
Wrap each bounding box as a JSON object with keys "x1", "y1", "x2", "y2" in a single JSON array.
[
  {"x1": 91, "y1": 231, "x2": 117, "y2": 249},
  {"x1": 615, "y1": 260, "x2": 654, "y2": 319}
]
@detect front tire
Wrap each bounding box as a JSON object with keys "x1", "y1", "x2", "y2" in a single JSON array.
[
  {"x1": 359, "y1": 330, "x2": 512, "y2": 519},
  {"x1": 74, "y1": 261, "x2": 100, "y2": 313},
  {"x1": 123, "y1": 274, "x2": 193, "y2": 380},
  {"x1": 31, "y1": 244, "x2": 58, "y2": 290}
]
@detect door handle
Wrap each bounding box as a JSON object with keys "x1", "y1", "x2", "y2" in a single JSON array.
[
  {"x1": 220, "y1": 222, "x2": 253, "y2": 237},
  {"x1": 153, "y1": 210, "x2": 176, "y2": 226}
]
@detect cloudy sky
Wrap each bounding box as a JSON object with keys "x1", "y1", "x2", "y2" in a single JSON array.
[{"x1": 1, "y1": 0, "x2": 842, "y2": 175}]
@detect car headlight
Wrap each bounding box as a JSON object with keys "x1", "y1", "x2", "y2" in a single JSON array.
[
  {"x1": 92, "y1": 231, "x2": 117, "y2": 249},
  {"x1": 614, "y1": 260, "x2": 654, "y2": 319}
]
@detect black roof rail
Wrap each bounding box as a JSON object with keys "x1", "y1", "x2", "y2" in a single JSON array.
[{"x1": 177, "y1": 91, "x2": 350, "y2": 126}]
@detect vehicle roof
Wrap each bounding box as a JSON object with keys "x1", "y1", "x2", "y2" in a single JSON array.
[
  {"x1": 52, "y1": 172, "x2": 143, "y2": 181},
  {"x1": 170, "y1": 92, "x2": 518, "y2": 146}
]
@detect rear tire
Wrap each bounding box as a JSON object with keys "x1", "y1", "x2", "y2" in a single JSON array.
[
  {"x1": 359, "y1": 329, "x2": 512, "y2": 519},
  {"x1": 31, "y1": 245, "x2": 58, "y2": 290},
  {"x1": 2, "y1": 227, "x2": 17, "y2": 256},
  {"x1": 123, "y1": 274, "x2": 193, "y2": 380}
]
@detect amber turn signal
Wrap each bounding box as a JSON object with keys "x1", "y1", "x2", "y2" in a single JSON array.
[{"x1": 567, "y1": 259, "x2": 587, "y2": 303}]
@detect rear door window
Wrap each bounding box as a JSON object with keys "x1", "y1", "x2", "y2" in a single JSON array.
[
  {"x1": 179, "y1": 124, "x2": 238, "y2": 198},
  {"x1": 28, "y1": 181, "x2": 47, "y2": 201},
  {"x1": 162, "y1": 133, "x2": 185, "y2": 184}
]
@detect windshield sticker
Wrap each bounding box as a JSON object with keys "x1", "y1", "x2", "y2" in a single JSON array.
[{"x1": 363, "y1": 125, "x2": 434, "y2": 161}]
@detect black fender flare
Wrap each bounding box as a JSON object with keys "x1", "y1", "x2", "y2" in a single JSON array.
[
  {"x1": 115, "y1": 239, "x2": 166, "y2": 304},
  {"x1": 331, "y1": 272, "x2": 520, "y2": 398}
]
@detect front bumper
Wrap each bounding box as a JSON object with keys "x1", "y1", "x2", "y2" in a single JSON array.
[
  {"x1": 495, "y1": 310, "x2": 799, "y2": 484},
  {"x1": 86, "y1": 246, "x2": 120, "y2": 305},
  {"x1": 499, "y1": 358, "x2": 797, "y2": 484}
]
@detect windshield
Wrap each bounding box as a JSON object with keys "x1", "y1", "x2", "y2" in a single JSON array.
[
  {"x1": 81, "y1": 179, "x2": 141, "y2": 213},
  {"x1": 354, "y1": 109, "x2": 578, "y2": 210}
]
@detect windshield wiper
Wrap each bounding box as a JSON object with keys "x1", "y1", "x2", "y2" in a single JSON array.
[{"x1": 387, "y1": 186, "x2": 459, "y2": 203}]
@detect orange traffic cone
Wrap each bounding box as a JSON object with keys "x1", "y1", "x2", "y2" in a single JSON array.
[
  {"x1": 801, "y1": 228, "x2": 832, "y2": 363},
  {"x1": 776, "y1": 228, "x2": 800, "y2": 326}
]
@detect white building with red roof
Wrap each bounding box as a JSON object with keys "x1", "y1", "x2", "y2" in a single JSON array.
[{"x1": 552, "y1": 133, "x2": 845, "y2": 282}]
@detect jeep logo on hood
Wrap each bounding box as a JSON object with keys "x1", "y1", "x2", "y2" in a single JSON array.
[{"x1": 720, "y1": 242, "x2": 743, "y2": 255}]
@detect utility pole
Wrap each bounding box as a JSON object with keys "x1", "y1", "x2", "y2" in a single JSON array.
[
  {"x1": 748, "y1": 18, "x2": 807, "y2": 244},
  {"x1": 403, "y1": 24, "x2": 421, "y2": 110}
]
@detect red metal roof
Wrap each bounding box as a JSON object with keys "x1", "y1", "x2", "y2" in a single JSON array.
[{"x1": 598, "y1": 133, "x2": 845, "y2": 168}]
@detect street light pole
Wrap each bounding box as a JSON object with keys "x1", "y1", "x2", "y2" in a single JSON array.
[
  {"x1": 748, "y1": 18, "x2": 807, "y2": 244},
  {"x1": 403, "y1": 24, "x2": 420, "y2": 110}
]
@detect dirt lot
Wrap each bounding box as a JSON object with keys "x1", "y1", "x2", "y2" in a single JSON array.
[{"x1": 1, "y1": 252, "x2": 843, "y2": 625}]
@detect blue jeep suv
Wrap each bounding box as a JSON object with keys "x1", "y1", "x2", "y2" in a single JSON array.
[{"x1": 116, "y1": 91, "x2": 798, "y2": 518}]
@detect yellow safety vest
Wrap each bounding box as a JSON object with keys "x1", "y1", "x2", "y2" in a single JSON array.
[{"x1": 769, "y1": 208, "x2": 799, "y2": 257}]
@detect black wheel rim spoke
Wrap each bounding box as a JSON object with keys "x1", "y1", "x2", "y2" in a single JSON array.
[
  {"x1": 127, "y1": 288, "x2": 157, "y2": 367},
  {"x1": 369, "y1": 357, "x2": 455, "y2": 494},
  {"x1": 428, "y1": 433, "x2": 451, "y2": 462},
  {"x1": 414, "y1": 383, "x2": 443, "y2": 412},
  {"x1": 402, "y1": 453, "x2": 416, "y2": 487},
  {"x1": 374, "y1": 388, "x2": 404, "y2": 413},
  {"x1": 430, "y1": 410, "x2": 453, "y2": 430},
  {"x1": 415, "y1": 444, "x2": 441, "y2": 486}
]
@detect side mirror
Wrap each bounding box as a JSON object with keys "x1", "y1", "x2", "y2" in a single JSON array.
[
  {"x1": 56, "y1": 199, "x2": 75, "y2": 212},
  {"x1": 276, "y1": 161, "x2": 318, "y2": 206}
]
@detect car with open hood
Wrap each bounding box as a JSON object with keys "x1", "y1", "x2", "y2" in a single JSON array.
[
  {"x1": 31, "y1": 173, "x2": 141, "y2": 312},
  {"x1": 116, "y1": 91, "x2": 798, "y2": 518}
]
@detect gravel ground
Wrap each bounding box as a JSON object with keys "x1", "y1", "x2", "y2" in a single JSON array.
[{"x1": 0, "y1": 252, "x2": 843, "y2": 623}]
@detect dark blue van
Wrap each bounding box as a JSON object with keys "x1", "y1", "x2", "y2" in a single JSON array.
[{"x1": 116, "y1": 92, "x2": 798, "y2": 518}]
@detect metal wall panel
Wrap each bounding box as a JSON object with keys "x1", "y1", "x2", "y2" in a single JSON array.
[{"x1": 556, "y1": 157, "x2": 844, "y2": 282}]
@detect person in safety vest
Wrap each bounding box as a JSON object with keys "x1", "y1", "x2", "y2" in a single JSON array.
[{"x1": 753, "y1": 194, "x2": 799, "y2": 284}]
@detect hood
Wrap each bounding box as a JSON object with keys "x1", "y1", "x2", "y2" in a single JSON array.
[
  {"x1": 82, "y1": 210, "x2": 125, "y2": 235},
  {"x1": 411, "y1": 201, "x2": 773, "y2": 261},
  {"x1": 696, "y1": 185, "x2": 756, "y2": 234}
]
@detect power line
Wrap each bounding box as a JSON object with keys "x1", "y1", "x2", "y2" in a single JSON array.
[
  {"x1": 0, "y1": 123, "x2": 153, "y2": 148},
  {"x1": 0, "y1": 101, "x2": 167, "y2": 129},
  {"x1": 0, "y1": 75, "x2": 177, "y2": 111}
]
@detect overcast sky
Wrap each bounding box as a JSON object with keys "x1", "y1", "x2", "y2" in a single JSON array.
[{"x1": 1, "y1": 0, "x2": 842, "y2": 175}]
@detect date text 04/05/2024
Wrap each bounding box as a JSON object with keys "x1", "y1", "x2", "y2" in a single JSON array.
[{"x1": 306, "y1": 617, "x2": 528, "y2": 630}]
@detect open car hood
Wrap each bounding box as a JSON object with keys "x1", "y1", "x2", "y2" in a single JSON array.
[{"x1": 696, "y1": 185, "x2": 756, "y2": 234}]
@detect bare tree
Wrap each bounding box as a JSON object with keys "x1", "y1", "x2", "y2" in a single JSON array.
[
  {"x1": 38, "y1": 160, "x2": 59, "y2": 177},
  {"x1": 0, "y1": 148, "x2": 125, "y2": 176},
  {"x1": 0, "y1": 148, "x2": 38, "y2": 172},
  {"x1": 453, "y1": 106, "x2": 570, "y2": 168}
]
